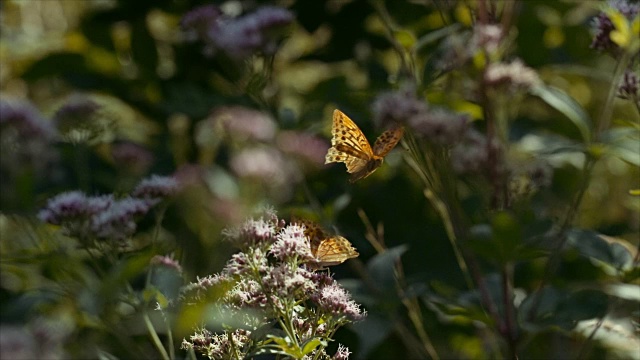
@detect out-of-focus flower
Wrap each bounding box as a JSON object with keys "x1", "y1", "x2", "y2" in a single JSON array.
[
  {"x1": 210, "y1": 106, "x2": 277, "y2": 142},
  {"x1": 470, "y1": 24, "x2": 504, "y2": 56},
  {"x1": 0, "y1": 99, "x2": 59, "y2": 202},
  {"x1": 590, "y1": 0, "x2": 640, "y2": 54},
  {"x1": 90, "y1": 197, "x2": 151, "y2": 241},
  {"x1": 181, "y1": 5, "x2": 294, "y2": 59},
  {"x1": 230, "y1": 147, "x2": 291, "y2": 183},
  {"x1": 409, "y1": 108, "x2": 469, "y2": 145},
  {"x1": 38, "y1": 191, "x2": 114, "y2": 239},
  {"x1": 180, "y1": 5, "x2": 223, "y2": 42},
  {"x1": 484, "y1": 59, "x2": 541, "y2": 90},
  {"x1": 451, "y1": 129, "x2": 490, "y2": 175},
  {"x1": 618, "y1": 69, "x2": 639, "y2": 100},
  {"x1": 39, "y1": 191, "x2": 155, "y2": 242},
  {"x1": 222, "y1": 216, "x2": 278, "y2": 249},
  {"x1": 132, "y1": 174, "x2": 181, "y2": 206},
  {"x1": 150, "y1": 255, "x2": 183, "y2": 273},
  {"x1": 276, "y1": 130, "x2": 329, "y2": 167},
  {"x1": 111, "y1": 141, "x2": 154, "y2": 175},
  {"x1": 371, "y1": 85, "x2": 428, "y2": 128},
  {"x1": 53, "y1": 95, "x2": 114, "y2": 145}
]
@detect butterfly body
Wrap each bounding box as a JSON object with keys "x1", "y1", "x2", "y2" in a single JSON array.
[
  {"x1": 325, "y1": 109, "x2": 404, "y2": 182},
  {"x1": 292, "y1": 218, "x2": 359, "y2": 269}
]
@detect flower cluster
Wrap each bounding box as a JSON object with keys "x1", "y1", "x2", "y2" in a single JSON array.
[
  {"x1": 484, "y1": 59, "x2": 541, "y2": 90},
  {"x1": 450, "y1": 129, "x2": 491, "y2": 175},
  {"x1": 53, "y1": 95, "x2": 114, "y2": 145},
  {"x1": 372, "y1": 87, "x2": 471, "y2": 147},
  {"x1": 111, "y1": 141, "x2": 154, "y2": 175},
  {"x1": 181, "y1": 5, "x2": 294, "y2": 59},
  {"x1": 0, "y1": 99, "x2": 59, "y2": 191},
  {"x1": 180, "y1": 212, "x2": 365, "y2": 359},
  {"x1": 38, "y1": 174, "x2": 180, "y2": 243},
  {"x1": 617, "y1": 69, "x2": 639, "y2": 101},
  {"x1": 590, "y1": 0, "x2": 640, "y2": 54}
]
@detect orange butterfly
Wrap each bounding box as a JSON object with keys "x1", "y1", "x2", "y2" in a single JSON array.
[
  {"x1": 325, "y1": 109, "x2": 404, "y2": 182},
  {"x1": 292, "y1": 217, "x2": 359, "y2": 268}
]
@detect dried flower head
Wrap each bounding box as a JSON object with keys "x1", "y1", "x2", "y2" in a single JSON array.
[
  {"x1": 371, "y1": 85, "x2": 429, "y2": 129},
  {"x1": 409, "y1": 108, "x2": 469, "y2": 145}
]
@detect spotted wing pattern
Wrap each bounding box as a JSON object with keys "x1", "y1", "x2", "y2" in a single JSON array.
[
  {"x1": 325, "y1": 109, "x2": 404, "y2": 182},
  {"x1": 372, "y1": 125, "x2": 405, "y2": 157},
  {"x1": 325, "y1": 109, "x2": 375, "y2": 175},
  {"x1": 292, "y1": 217, "x2": 359, "y2": 268}
]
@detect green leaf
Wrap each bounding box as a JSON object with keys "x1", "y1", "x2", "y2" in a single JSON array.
[
  {"x1": 366, "y1": 245, "x2": 408, "y2": 292},
  {"x1": 566, "y1": 229, "x2": 633, "y2": 270},
  {"x1": 301, "y1": 338, "x2": 325, "y2": 356},
  {"x1": 530, "y1": 85, "x2": 592, "y2": 142}
]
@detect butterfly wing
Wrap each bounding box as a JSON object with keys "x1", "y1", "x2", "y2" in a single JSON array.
[
  {"x1": 372, "y1": 125, "x2": 405, "y2": 157},
  {"x1": 325, "y1": 110, "x2": 375, "y2": 174},
  {"x1": 315, "y1": 235, "x2": 359, "y2": 267}
]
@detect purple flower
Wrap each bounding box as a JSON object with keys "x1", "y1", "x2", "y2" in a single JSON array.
[
  {"x1": 131, "y1": 174, "x2": 180, "y2": 205},
  {"x1": 591, "y1": 0, "x2": 640, "y2": 53},
  {"x1": 0, "y1": 99, "x2": 59, "y2": 188},
  {"x1": 181, "y1": 328, "x2": 251, "y2": 359},
  {"x1": 183, "y1": 5, "x2": 294, "y2": 59},
  {"x1": 209, "y1": 106, "x2": 277, "y2": 141},
  {"x1": 312, "y1": 282, "x2": 365, "y2": 321},
  {"x1": 450, "y1": 129, "x2": 490, "y2": 175},
  {"x1": 111, "y1": 141, "x2": 154, "y2": 175},
  {"x1": 209, "y1": 6, "x2": 294, "y2": 59},
  {"x1": 90, "y1": 197, "x2": 151, "y2": 240},
  {"x1": 332, "y1": 344, "x2": 352, "y2": 360},
  {"x1": 371, "y1": 85, "x2": 429, "y2": 128},
  {"x1": 276, "y1": 130, "x2": 330, "y2": 167},
  {"x1": 230, "y1": 147, "x2": 291, "y2": 183},
  {"x1": 618, "y1": 69, "x2": 639, "y2": 100},
  {"x1": 0, "y1": 99, "x2": 56, "y2": 139},
  {"x1": 223, "y1": 217, "x2": 277, "y2": 248},
  {"x1": 38, "y1": 192, "x2": 114, "y2": 239},
  {"x1": 223, "y1": 249, "x2": 268, "y2": 277},
  {"x1": 53, "y1": 95, "x2": 109, "y2": 144},
  {"x1": 269, "y1": 224, "x2": 314, "y2": 262},
  {"x1": 262, "y1": 264, "x2": 316, "y2": 298},
  {"x1": 409, "y1": 108, "x2": 469, "y2": 145},
  {"x1": 180, "y1": 5, "x2": 223, "y2": 42}
]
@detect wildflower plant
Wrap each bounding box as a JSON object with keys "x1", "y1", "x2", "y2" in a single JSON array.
[{"x1": 181, "y1": 211, "x2": 365, "y2": 359}]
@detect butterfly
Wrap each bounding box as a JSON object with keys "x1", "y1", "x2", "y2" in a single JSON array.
[
  {"x1": 292, "y1": 217, "x2": 359, "y2": 268},
  {"x1": 325, "y1": 109, "x2": 405, "y2": 182}
]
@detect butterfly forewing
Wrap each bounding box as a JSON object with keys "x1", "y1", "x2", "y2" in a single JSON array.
[
  {"x1": 331, "y1": 110, "x2": 374, "y2": 156},
  {"x1": 372, "y1": 126, "x2": 405, "y2": 157},
  {"x1": 325, "y1": 109, "x2": 403, "y2": 182}
]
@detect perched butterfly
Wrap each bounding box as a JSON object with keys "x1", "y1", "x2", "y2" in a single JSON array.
[
  {"x1": 293, "y1": 217, "x2": 359, "y2": 268},
  {"x1": 325, "y1": 109, "x2": 405, "y2": 182}
]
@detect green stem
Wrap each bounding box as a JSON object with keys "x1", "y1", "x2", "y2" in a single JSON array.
[{"x1": 143, "y1": 309, "x2": 171, "y2": 360}]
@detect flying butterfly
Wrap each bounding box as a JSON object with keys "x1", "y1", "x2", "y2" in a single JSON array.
[
  {"x1": 292, "y1": 217, "x2": 359, "y2": 269},
  {"x1": 325, "y1": 109, "x2": 405, "y2": 182}
]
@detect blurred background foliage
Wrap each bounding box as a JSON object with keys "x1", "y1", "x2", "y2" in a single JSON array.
[{"x1": 0, "y1": 0, "x2": 638, "y2": 359}]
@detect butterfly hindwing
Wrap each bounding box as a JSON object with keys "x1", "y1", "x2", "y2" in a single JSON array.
[{"x1": 373, "y1": 125, "x2": 405, "y2": 157}]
